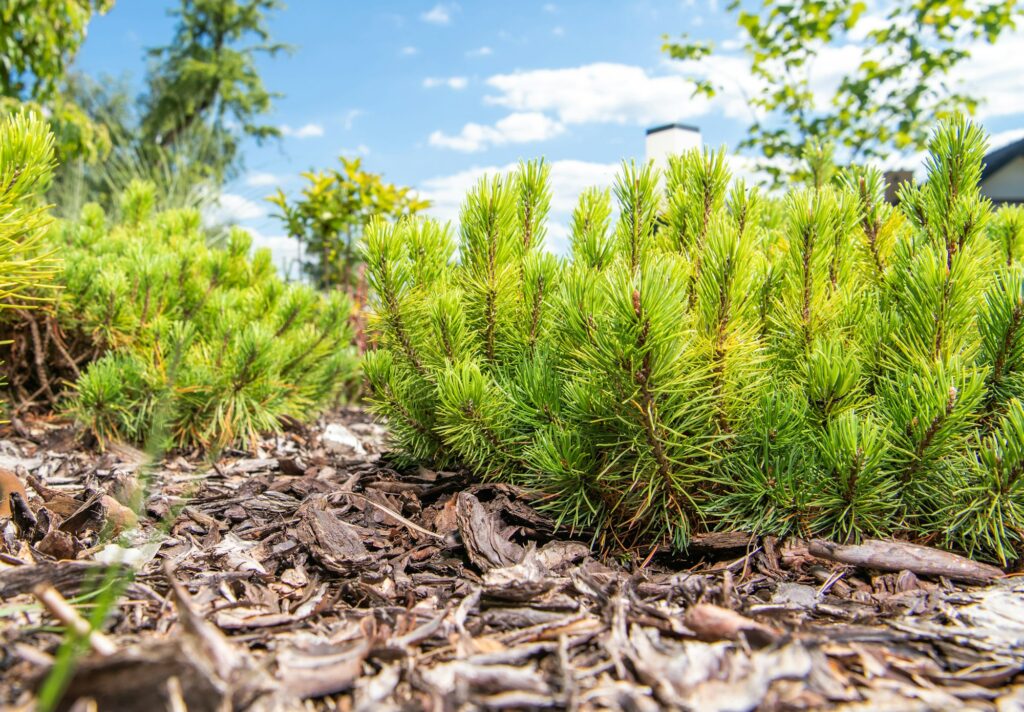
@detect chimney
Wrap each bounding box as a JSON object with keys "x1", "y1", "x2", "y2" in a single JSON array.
[
  {"x1": 883, "y1": 170, "x2": 914, "y2": 205},
  {"x1": 645, "y1": 123, "x2": 701, "y2": 170}
]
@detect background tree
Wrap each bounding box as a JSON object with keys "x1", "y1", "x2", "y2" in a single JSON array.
[
  {"x1": 269, "y1": 157, "x2": 430, "y2": 291},
  {"x1": 49, "y1": 74, "x2": 228, "y2": 218},
  {"x1": 141, "y1": 0, "x2": 287, "y2": 182},
  {"x1": 664, "y1": 0, "x2": 1023, "y2": 183},
  {"x1": 0, "y1": 0, "x2": 114, "y2": 162},
  {"x1": 46, "y1": 0, "x2": 287, "y2": 216}
]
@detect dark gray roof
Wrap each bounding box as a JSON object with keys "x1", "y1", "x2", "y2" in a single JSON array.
[
  {"x1": 983, "y1": 136, "x2": 1024, "y2": 182},
  {"x1": 645, "y1": 123, "x2": 700, "y2": 136}
]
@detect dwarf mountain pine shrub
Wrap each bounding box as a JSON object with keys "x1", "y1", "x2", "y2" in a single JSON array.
[
  {"x1": 0, "y1": 112, "x2": 60, "y2": 407},
  {"x1": 26, "y1": 180, "x2": 356, "y2": 450},
  {"x1": 364, "y1": 117, "x2": 1024, "y2": 564}
]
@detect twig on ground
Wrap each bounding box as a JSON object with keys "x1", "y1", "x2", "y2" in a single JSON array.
[{"x1": 32, "y1": 584, "x2": 117, "y2": 656}]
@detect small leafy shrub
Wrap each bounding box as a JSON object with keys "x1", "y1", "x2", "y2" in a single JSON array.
[
  {"x1": 269, "y1": 157, "x2": 429, "y2": 290},
  {"x1": 364, "y1": 117, "x2": 1024, "y2": 564},
  {"x1": 15, "y1": 178, "x2": 356, "y2": 450}
]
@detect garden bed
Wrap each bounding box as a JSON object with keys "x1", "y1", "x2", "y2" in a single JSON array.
[{"x1": 1, "y1": 410, "x2": 1023, "y2": 711}]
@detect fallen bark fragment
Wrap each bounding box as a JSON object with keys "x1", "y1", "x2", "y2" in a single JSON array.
[
  {"x1": 275, "y1": 640, "x2": 370, "y2": 699},
  {"x1": 683, "y1": 603, "x2": 779, "y2": 646},
  {"x1": 629, "y1": 626, "x2": 812, "y2": 712},
  {"x1": 456, "y1": 492, "x2": 524, "y2": 572},
  {"x1": 294, "y1": 494, "x2": 373, "y2": 573},
  {"x1": 808, "y1": 539, "x2": 1005, "y2": 582},
  {"x1": 0, "y1": 561, "x2": 136, "y2": 600}
]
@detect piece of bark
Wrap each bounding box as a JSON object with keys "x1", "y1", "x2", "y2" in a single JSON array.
[
  {"x1": 58, "y1": 493, "x2": 107, "y2": 536},
  {"x1": 9, "y1": 490, "x2": 37, "y2": 539},
  {"x1": 294, "y1": 495, "x2": 373, "y2": 573},
  {"x1": 276, "y1": 640, "x2": 370, "y2": 698},
  {"x1": 55, "y1": 643, "x2": 229, "y2": 712},
  {"x1": 0, "y1": 561, "x2": 133, "y2": 600},
  {"x1": 36, "y1": 527, "x2": 78, "y2": 560},
  {"x1": 27, "y1": 474, "x2": 85, "y2": 519},
  {"x1": 808, "y1": 539, "x2": 1004, "y2": 582},
  {"x1": 688, "y1": 531, "x2": 756, "y2": 552},
  {"x1": 683, "y1": 603, "x2": 779, "y2": 647},
  {"x1": 483, "y1": 547, "x2": 558, "y2": 601},
  {"x1": 456, "y1": 492, "x2": 524, "y2": 572},
  {"x1": 536, "y1": 541, "x2": 590, "y2": 571}
]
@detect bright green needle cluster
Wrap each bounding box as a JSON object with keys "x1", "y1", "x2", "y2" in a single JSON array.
[
  {"x1": 364, "y1": 117, "x2": 1024, "y2": 564},
  {"x1": 0, "y1": 111, "x2": 59, "y2": 315},
  {"x1": 0, "y1": 111, "x2": 60, "y2": 411},
  {"x1": 51, "y1": 180, "x2": 356, "y2": 450}
]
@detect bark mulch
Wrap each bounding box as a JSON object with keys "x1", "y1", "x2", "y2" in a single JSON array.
[{"x1": 1, "y1": 409, "x2": 1023, "y2": 711}]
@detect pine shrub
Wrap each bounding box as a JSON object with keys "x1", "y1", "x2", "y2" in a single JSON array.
[
  {"x1": 364, "y1": 117, "x2": 1024, "y2": 564},
  {"x1": 8, "y1": 179, "x2": 356, "y2": 450},
  {"x1": 0, "y1": 112, "x2": 60, "y2": 405}
]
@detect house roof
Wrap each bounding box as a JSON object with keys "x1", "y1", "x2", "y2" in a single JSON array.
[
  {"x1": 982, "y1": 136, "x2": 1024, "y2": 182},
  {"x1": 645, "y1": 122, "x2": 700, "y2": 136}
]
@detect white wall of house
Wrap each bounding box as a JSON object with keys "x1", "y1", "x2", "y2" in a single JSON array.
[
  {"x1": 981, "y1": 155, "x2": 1024, "y2": 204},
  {"x1": 645, "y1": 125, "x2": 701, "y2": 172}
]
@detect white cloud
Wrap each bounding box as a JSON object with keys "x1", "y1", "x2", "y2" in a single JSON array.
[
  {"x1": 208, "y1": 193, "x2": 267, "y2": 223},
  {"x1": 242, "y1": 227, "x2": 303, "y2": 276},
  {"x1": 342, "y1": 109, "x2": 364, "y2": 130},
  {"x1": 339, "y1": 144, "x2": 372, "y2": 156},
  {"x1": 552, "y1": 26, "x2": 565, "y2": 37},
  {"x1": 429, "y1": 112, "x2": 565, "y2": 152},
  {"x1": 423, "y1": 76, "x2": 469, "y2": 90},
  {"x1": 418, "y1": 159, "x2": 619, "y2": 253},
  {"x1": 989, "y1": 128, "x2": 1024, "y2": 152},
  {"x1": 421, "y1": 3, "x2": 453, "y2": 25},
  {"x1": 950, "y1": 29, "x2": 1024, "y2": 120},
  {"x1": 244, "y1": 172, "x2": 282, "y2": 188},
  {"x1": 466, "y1": 46, "x2": 492, "y2": 57},
  {"x1": 485, "y1": 63, "x2": 723, "y2": 126},
  {"x1": 543, "y1": 3, "x2": 558, "y2": 12},
  {"x1": 400, "y1": 45, "x2": 418, "y2": 56},
  {"x1": 279, "y1": 123, "x2": 324, "y2": 139}
]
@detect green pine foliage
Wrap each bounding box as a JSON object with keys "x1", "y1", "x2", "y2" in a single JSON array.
[
  {"x1": 0, "y1": 112, "x2": 59, "y2": 310},
  {"x1": 0, "y1": 112, "x2": 60, "y2": 409},
  {"x1": 364, "y1": 118, "x2": 1024, "y2": 565},
  {"x1": 47, "y1": 181, "x2": 356, "y2": 450}
]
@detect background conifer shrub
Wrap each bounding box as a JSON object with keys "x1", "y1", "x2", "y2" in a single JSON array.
[
  {"x1": 364, "y1": 118, "x2": 1024, "y2": 564},
  {"x1": 3, "y1": 179, "x2": 357, "y2": 450}
]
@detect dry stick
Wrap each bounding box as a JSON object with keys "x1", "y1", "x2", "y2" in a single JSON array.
[
  {"x1": 808, "y1": 539, "x2": 1004, "y2": 582},
  {"x1": 165, "y1": 677, "x2": 188, "y2": 712},
  {"x1": 22, "y1": 309, "x2": 55, "y2": 402},
  {"x1": 32, "y1": 584, "x2": 117, "y2": 656},
  {"x1": 48, "y1": 317, "x2": 82, "y2": 379}
]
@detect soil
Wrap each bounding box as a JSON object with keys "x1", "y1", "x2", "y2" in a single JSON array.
[{"x1": 1, "y1": 409, "x2": 1022, "y2": 711}]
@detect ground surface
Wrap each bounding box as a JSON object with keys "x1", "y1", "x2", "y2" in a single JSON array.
[{"x1": 1, "y1": 409, "x2": 1023, "y2": 711}]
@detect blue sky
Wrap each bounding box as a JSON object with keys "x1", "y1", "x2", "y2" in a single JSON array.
[{"x1": 76, "y1": 1, "x2": 1024, "y2": 268}]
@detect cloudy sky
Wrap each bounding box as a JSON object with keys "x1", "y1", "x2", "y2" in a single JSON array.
[{"x1": 77, "y1": 1, "x2": 1024, "y2": 269}]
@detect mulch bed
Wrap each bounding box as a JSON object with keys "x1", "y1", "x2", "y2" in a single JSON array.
[{"x1": 1, "y1": 409, "x2": 1023, "y2": 711}]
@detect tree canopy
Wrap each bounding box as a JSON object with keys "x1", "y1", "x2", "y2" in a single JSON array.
[
  {"x1": 141, "y1": 0, "x2": 288, "y2": 180},
  {"x1": 664, "y1": 0, "x2": 1023, "y2": 182},
  {"x1": 0, "y1": 0, "x2": 114, "y2": 162}
]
